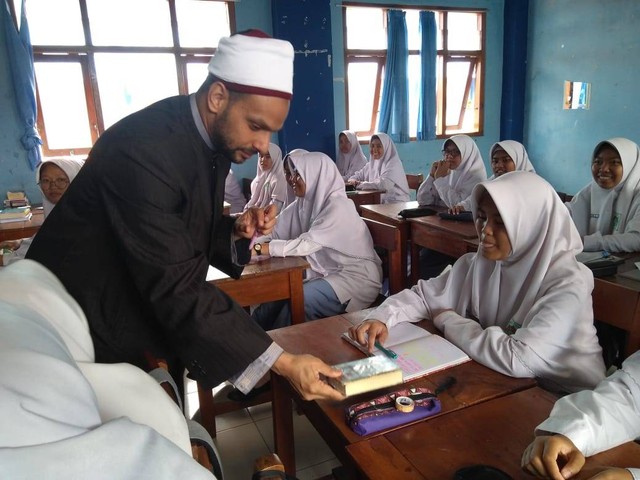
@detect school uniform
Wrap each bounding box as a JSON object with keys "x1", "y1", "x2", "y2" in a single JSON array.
[
  {"x1": 0, "y1": 260, "x2": 212, "y2": 480},
  {"x1": 535, "y1": 349, "x2": 640, "y2": 478},
  {"x1": 456, "y1": 140, "x2": 535, "y2": 211},
  {"x1": 336, "y1": 130, "x2": 367, "y2": 181},
  {"x1": 567, "y1": 137, "x2": 640, "y2": 252},
  {"x1": 348, "y1": 133, "x2": 410, "y2": 203},
  {"x1": 244, "y1": 143, "x2": 288, "y2": 211},
  {"x1": 417, "y1": 134, "x2": 487, "y2": 208},
  {"x1": 367, "y1": 171, "x2": 606, "y2": 393},
  {"x1": 253, "y1": 151, "x2": 382, "y2": 329},
  {"x1": 224, "y1": 168, "x2": 247, "y2": 214}
]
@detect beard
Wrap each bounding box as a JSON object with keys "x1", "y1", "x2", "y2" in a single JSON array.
[{"x1": 210, "y1": 109, "x2": 256, "y2": 164}]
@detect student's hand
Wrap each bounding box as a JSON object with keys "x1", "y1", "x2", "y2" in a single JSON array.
[
  {"x1": 0, "y1": 239, "x2": 22, "y2": 251},
  {"x1": 521, "y1": 435, "x2": 585, "y2": 480},
  {"x1": 433, "y1": 159, "x2": 451, "y2": 179},
  {"x1": 272, "y1": 352, "x2": 345, "y2": 401},
  {"x1": 348, "y1": 319, "x2": 389, "y2": 353},
  {"x1": 346, "y1": 179, "x2": 359, "y2": 187},
  {"x1": 234, "y1": 204, "x2": 277, "y2": 240},
  {"x1": 449, "y1": 205, "x2": 467, "y2": 215},
  {"x1": 429, "y1": 161, "x2": 440, "y2": 178}
]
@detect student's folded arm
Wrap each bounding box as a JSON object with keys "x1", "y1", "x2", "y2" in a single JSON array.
[
  {"x1": 433, "y1": 177, "x2": 471, "y2": 207},
  {"x1": 535, "y1": 351, "x2": 640, "y2": 457},
  {"x1": 585, "y1": 203, "x2": 640, "y2": 252},
  {"x1": 268, "y1": 237, "x2": 322, "y2": 257},
  {"x1": 357, "y1": 179, "x2": 382, "y2": 190},
  {"x1": 348, "y1": 167, "x2": 366, "y2": 183},
  {"x1": 416, "y1": 177, "x2": 437, "y2": 205}
]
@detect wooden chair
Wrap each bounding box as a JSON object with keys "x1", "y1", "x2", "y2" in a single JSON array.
[
  {"x1": 406, "y1": 173, "x2": 424, "y2": 197},
  {"x1": 363, "y1": 217, "x2": 404, "y2": 296}
]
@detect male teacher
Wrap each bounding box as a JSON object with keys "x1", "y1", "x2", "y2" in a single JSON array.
[{"x1": 27, "y1": 30, "x2": 343, "y2": 401}]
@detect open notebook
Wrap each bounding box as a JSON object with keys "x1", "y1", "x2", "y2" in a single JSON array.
[{"x1": 341, "y1": 322, "x2": 471, "y2": 382}]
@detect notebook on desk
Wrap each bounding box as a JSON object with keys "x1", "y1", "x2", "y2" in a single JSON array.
[{"x1": 341, "y1": 322, "x2": 470, "y2": 382}]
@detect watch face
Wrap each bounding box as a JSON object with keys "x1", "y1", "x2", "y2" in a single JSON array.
[{"x1": 254, "y1": 243, "x2": 261, "y2": 254}]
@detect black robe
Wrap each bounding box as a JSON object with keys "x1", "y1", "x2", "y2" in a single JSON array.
[{"x1": 27, "y1": 95, "x2": 272, "y2": 388}]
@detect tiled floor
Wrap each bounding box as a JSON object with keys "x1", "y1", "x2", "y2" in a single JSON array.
[{"x1": 185, "y1": 379, "x2": 342, "y2": 480}]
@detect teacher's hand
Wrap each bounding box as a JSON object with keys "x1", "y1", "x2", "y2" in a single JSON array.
[
  {"x1": 272, "y1": 352, "x2": 345, "y2": 401},
  {"x1": 234, "y1": 204, "x2": 278, "y2": 240}
]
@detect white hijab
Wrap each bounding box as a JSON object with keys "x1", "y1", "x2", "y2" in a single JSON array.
[
  {"x1": 445, "y1": 134, "x2": 487, "y2": 190},
  {"x1": 245, "y1": 143, "x2": 287, "y2": 210},
  {"x1": 0, "y1": 260, "x2": 208, "y2": 477},
  {"x1": 273, "y1": 151, "x2": 378, "y2": 266},
  {"x1": 336, "y1": 131, "x2": 367, "y2": 179},
  {"x1": 567, "y1": 137, "x2": 640, "y2": 236},
  {"x1": 421, "y1": 171, "x2": 592, "y2": 342},
  {"x1": 37, "y1": 157, "x2": 85, "y2": 218},
  {"x1": 366, "y1": 133, "x2": 410, "y2": 194},
  {"x1": 488, "y1": 140, "x2": 536, "y2": 179}
]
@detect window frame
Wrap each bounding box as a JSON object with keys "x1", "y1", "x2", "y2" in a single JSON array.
[
  {"x1": 23, "y1": 0, "x2": 235, "y2": 157},
  {"x1": 342, "y1": 3, "x2": 486, "y2": 141}
]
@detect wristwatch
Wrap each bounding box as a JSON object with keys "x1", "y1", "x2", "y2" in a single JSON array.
[{"x1": 253, "y1": 243, "x2": 262, "y2": 255}]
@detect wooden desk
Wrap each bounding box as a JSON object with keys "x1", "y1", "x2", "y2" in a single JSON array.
[
  {"x1": 347, "y1": 387, "x2": 640, "y2": 479},
  {"x1": 0, "y1": 209, "x2": 44, "y2": 242},
  {"x1": 207, "y1": 256, "x2": 309, "y2": 325},
  {"x1": 593, "y1": 256, "x2": 640, "y2": 358},
  {"x1": 268, "y1": 314, "x2": 536, "y2": 475},
  {"x1": 360, "y1": 201, "x2": 418, "y2": 288},
  {"x1": 346, "y1": 189, "x2": 384, "y2": 214},
  {"x1": 409, "y1": 214, "x2": 478, "y2": 283}
]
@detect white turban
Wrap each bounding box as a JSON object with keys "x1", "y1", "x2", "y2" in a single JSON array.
[{"x1": 208, "y1": 29, "x2": 294, "y2": 99}]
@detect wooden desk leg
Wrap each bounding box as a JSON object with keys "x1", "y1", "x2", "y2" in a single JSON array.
[
  {"x1": 197, "y1": 382, "x2": 217, "y2": 437},
  {"x1": 288, "y1": 270, "x2": 305, "y2": 325},
  {"x1": 272, "y1": 372, "x2": 296, "y2": 475}
]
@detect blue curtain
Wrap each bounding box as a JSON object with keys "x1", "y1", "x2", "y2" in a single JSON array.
[
  {"x1": 417, "y1": 11, "x2": 436, "y2": 141},
  {"x1": 2, "y1": 0, "x2": 42, "y2": 170},
  {"x1": 377, "y1": 10, "x2": 409, "y2": 143}
]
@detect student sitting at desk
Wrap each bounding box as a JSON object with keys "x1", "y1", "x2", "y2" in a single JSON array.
[
  {"x1": 346, "y1": 133, "x2": 410, "y2": 204},
  {"x1": 417, "y1": 134, "x2": 487, "y2": 208},
  {"x1": 244, "y1": 142, "x2": 288, "y2": 212},
  {"x1": 450, "y1": 140, "x2": 535, "y2": 213},
  {"x1": 337, "y1": 130, "x2": 367, "y2": 181},
  {"x1": 350, "y1": 171, "x2": 606, "y2": 394},
  {"x1": 0, "y1": 156, "x2": 84, "y2": 264},
  {"x1": 566, "y1": 137, "x2": 640, "y2": 252},
  {"x1": 522, "y1": 349, "x2": 640, "y2": 480},
  {"x1": 252, "y1": 150, "x2": 382, "y2": 329}
]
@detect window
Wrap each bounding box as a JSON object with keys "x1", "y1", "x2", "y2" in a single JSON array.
[
  {"x1": 19, "y1": 0, "x2": 234, "y2": 156},
  {"x1": 343, "y1": 5, "x2": 485, "y2": 140}
]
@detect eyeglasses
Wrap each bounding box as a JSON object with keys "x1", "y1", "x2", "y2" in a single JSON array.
[
  {"x1": 491, "y1": 155, "x2": 513, "y2": 165},
  {"x1": 441, "y1": 148, "x2": 461, "y2": 158},
  {"x1": 39, "y1": 178, "x2": 69, "y2": 189}
]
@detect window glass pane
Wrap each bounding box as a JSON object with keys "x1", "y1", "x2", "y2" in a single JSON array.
[
  {"x1": 176, "y1": 0, "x2": 229, "y2": 48},
  {"x1": 346, "y1": 7, "x2": 386, "y2": 50},
  {"x1": 436, "y1": 12, "x2": 443, "y2": 50},
  {"x1": 461, "y1": 63, "x2": 479, "y2": 132},
  {"x1": 35, "y1": 62, "x2": 93, "y2": 149},
  {"x1": 347, "y1": 62, "x2": 378, "y2": 132},
  {"x1": 406, "y1": 10, "x2": 420, "y2": 51},
  {"x1": 447, "y1": 12, "x2": 481, "y2": 50},
  {"x1": 408, "y1": 54, "x2": 420, "y2": 138},
  {"x1": 27, "y1": 0, "x2": 84, "y2": 46},
  {"x1": 87, "y1": 0, "x2": 173, "y2": 47},
  {"x1": 94, "y1": 53, "x2": 179, "y2": 129},
  {"x1": 187, "y1": 62, "x2": 210, "y2": 93},
  {"x1": 445, "y1": 61, "x2": 470, "y2": 127}
]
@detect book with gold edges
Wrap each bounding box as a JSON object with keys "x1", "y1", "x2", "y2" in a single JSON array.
[{"x1": 328, "y1": 355, "x2": 403, "y2": 397}]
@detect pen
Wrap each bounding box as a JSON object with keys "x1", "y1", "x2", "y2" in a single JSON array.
[{"x1": 375, "y1": 341, "x2": 398, "y2": 359}]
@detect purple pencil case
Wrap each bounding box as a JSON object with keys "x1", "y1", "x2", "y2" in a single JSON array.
[{"x1": 345, "y1": 387, "x2": 441, "y2": 436}]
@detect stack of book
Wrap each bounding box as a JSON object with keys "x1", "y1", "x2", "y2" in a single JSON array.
[
  {"x1": 0, "y1": 206, "x2": 32, "y2": 223},
  {"x1": 4, "y1": 191, "x2": 29, "y2": 208}
]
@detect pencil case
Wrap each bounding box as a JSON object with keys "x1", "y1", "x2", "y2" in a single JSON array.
[
  {"x1": 345, "y1": 387, "x2": 441, "y2": 436},
  {"x1": 398, "y1": 207, "x2": 438, "y2": 218}
]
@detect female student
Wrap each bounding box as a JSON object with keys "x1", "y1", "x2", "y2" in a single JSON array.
[
  {"x1": 350, "y1": 171, "x2": 606, "y2": 394},
  {"x1": 1, "y1": 156, "x2": 84, "y2": 263},
  {"x1": 417, "y1": 134, "x2": 487, "y2": 207},
  {"x1": 244, "y1": 142, "x2": 289, "y2": 212},
  {"x1": 251, "y1": 150, "x2": 383, "y2": 329},
  {"x1": 451, "y1": 140, "x2": 536, "y2": 212},
  {"x1": 223, "y1": 168, "x2": 247, "y2": 214},
  {"x1": 566, "y1": 137, "x2": 640, "y2": 252},
  {"x1": 336, "y1": 130, "x2": 367, "y2": 181},
  {"x1": 522, "y1": 349, "x2": 640, "y2": 480},
  {"x1": 346, "y1": 133, "x2": 410, "y2": 203}
]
